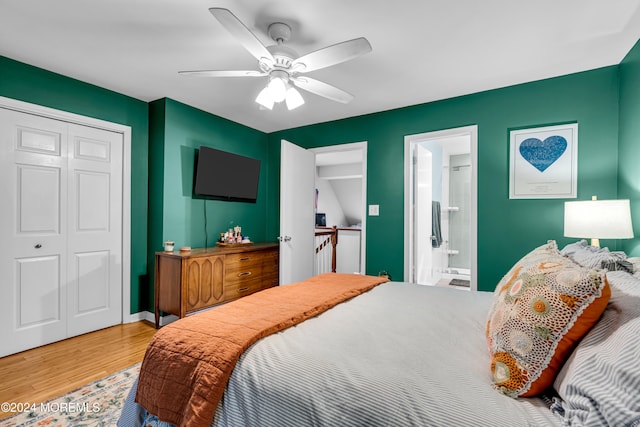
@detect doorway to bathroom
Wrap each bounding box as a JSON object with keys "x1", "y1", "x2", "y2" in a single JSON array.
[{"x1": 404, "y1": 125, "x2": 477, "y2": 291}]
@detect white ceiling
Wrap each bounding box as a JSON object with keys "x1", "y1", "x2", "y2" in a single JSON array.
[{"x1": 2, "y1": 0, "x2": 639, "y2": 133}]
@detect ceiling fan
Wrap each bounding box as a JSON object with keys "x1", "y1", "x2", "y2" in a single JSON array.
[{"x1": 179, "y1": 8, "x2": 372, "y2": 110}]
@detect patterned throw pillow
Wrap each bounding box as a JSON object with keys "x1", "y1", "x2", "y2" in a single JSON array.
[{"x1": 486, "y1": 241, "x2": 611, "y2": 397}]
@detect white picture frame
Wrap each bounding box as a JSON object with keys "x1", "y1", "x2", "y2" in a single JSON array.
[{"x1": 509, "y1": 123, "x2": 578, "y2": 199}]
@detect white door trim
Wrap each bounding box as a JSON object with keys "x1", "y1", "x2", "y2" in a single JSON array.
[
  {"x1": 310, "y1": 141, "x2": 368, "y2": 274},
  {"x1": 404, "y1": 125, "x2": 478, "y2": 291},
  {"x1": 0, "y1": 96, "x2": 133, "y2": 323}
]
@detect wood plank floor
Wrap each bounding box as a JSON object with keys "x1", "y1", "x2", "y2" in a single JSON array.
[{"x1": 0, "y1": 321, "x2": 157, "y2": 420}]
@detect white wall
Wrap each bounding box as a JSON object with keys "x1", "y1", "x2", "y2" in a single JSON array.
[
  {"x1": 329, "y1": 178, "x2": 362, "y2": 226},
  {"x1": 316, "y1": 162, "x2": 363, "y2": 227},
  {"x1": 316, "y1": 177, "x2": 347, "y2": 227}
]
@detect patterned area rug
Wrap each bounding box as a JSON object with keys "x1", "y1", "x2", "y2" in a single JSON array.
[{"x1": 0, "y1": 363, "x2": 139, "y2": 427}]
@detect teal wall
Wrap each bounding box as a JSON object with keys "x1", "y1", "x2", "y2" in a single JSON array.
[
  {"x1": 147, "y1": 98, "x2": 271, "y2": 309},
  {"x1": 2, "y1": 46, "x2": 635, "y2": 306},
  {"x1": 619, "y1": 39, "x2": 640, "y2": 257},
  {"x1": 0, "y1": 56, "x2": 150, "y2": 313},
  {"x1": 268, "y1": 66, "x2": 621, "y2": 291}
]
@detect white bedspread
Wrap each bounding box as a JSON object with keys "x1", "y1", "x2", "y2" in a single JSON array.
[{"x1": 211, "y1": 282, "x2": 563, "y2": 426}]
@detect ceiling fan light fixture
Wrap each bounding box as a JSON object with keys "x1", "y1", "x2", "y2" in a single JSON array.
[
  {"x1": 255, "y1": 86, "x2": 274, "y2": 110},
  {"x1": 285, "y1": 87, "x2": 304, "y2": 110},
  {"x1": 267, "y1": 75, "x2": 287, "y2": 102},
  {"x1": 183, "y1": 9, "x2": 373, "y2": 111}
]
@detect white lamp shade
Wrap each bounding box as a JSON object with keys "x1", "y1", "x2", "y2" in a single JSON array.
[
  {"x1": 564, "y1": 199, "x2": 634, "y2": 240},
  {"x1": 267, "y1": 77, "x2": 287, "y2": 102},
  {"x1": 285, "y1": 87, "x2": 304, "y2": 110},
  {"x1": 255, "y1": 87, "x2": 274, "y2": 110}
]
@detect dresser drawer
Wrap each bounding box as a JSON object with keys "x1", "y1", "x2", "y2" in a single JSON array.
[
  {"x1": 261, "y1": 273, "x2": 279, "y2": 289},
  {"x1": 225, "y1": 264, "x2": 262, "y2": 285},
  {"x1": 225, "y1": 252, "x2": 264, "y2": 271},
  {"x1": 262, "y1": 261, "x2": 278, "y2": 276},
  {"x1": 262, "y1": 248, "x2": 279, "y2": 263},
  {"x1": 262, "y1": 249, "x2": 279, "y2": 271},
  {"x1": 261, "y1": 249, "x2": 279, "y2": 289},
  {"x1": 224, "y1": 277, "x2": 264, "y2": 300}
]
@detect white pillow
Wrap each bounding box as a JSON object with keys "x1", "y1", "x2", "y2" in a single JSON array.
[
  {"x1": 627, "y1": 257, "x2": 640, "y2": 273},
  {"x1": 561, "y1": 240, "x2": 628, "y2": 270},
  {"x1": 551, "y1": 270, "x2": 640, "y2": 426}
]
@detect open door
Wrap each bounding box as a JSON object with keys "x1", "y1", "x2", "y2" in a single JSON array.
[
  {"x1": 414, "y1": 143, "x2": 433, "y2": 284},
  {"x1": 279, "y1": 140, "x2": 315, "y2": 284}
]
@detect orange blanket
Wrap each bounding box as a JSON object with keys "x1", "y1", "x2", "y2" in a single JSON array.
[{"x1": 135, "y1": 273, "x2": 388, "y2": 427}]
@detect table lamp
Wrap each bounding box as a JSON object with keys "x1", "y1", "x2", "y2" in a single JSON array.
[{"x1": 564, "y1": 196, "x2": 633, "y2": 247}]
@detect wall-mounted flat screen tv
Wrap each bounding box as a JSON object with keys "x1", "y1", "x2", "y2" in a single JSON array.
[{"x1": 194, "y1": 146, "x2": 261, "y2": 202}]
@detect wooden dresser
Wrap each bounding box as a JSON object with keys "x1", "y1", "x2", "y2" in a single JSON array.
[{"x1": 154, "y1": 242, "x2": 279, "y2": 328}]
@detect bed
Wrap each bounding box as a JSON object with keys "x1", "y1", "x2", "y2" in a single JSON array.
[{"x1": 119, "y1": 240, "x2": 640, "y2": 427}]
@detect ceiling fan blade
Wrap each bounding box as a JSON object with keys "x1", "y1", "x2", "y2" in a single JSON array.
[
  {"x1": 291, "y1": 37, "x2": 372, "y2": 73},
  {"x1": 291, "y1": 77, "x2": 354, "y2": 104},
  {"x1": 179, "y1": 70, "x2": 266, "y2": 77},
  {"x1": 209, "y1": 8, "x2": 275, "y2": 64}
]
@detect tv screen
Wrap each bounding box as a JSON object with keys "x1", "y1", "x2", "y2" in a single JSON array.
[{"x1": 194, "y1": 146, "x2": 261, "y2": 202}]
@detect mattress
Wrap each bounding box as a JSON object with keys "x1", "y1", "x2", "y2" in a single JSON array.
[{"x1": 120, "y1": 281, "x2": 563, "y2": 426}]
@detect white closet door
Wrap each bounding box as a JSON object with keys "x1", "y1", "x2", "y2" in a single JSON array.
[
  {"x1": 66, "y1": 123, "x2": 122, "y2": 336},
  {"x1": 0, "y1": 108, "x2": 123, "y2": 357},
  {"x1": 0, "y1": 109, "x2": 69, "y2": 356}
]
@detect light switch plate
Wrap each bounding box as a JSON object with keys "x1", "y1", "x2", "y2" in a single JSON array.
[{"x1": 369, "y1": 204, "x2": 379, "y2": 216}]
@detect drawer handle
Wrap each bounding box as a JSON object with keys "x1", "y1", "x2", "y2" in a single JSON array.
[
  {"x1": 239, "y1": 287, "x2": 249, "y2": 292},
  {"x1": 240, "y1": 257, "x2": 251, "y2": 261},
  {"x1": 238, "y1": 271, "x2": 252, "y2": 277}
]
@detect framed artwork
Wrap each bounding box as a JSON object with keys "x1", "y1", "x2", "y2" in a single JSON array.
[{"x1": 509, "y1": 123, "x2": 578, "y2": 199}]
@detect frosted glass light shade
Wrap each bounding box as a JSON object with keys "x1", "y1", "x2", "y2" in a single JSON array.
[
  {"x1": 267, "y1": 77, "x2": 287, "y2": 102},
  {"x1": 256, "y1": 81, "x2": 304, "y2": 110},
  {"x1": 564, "y1": 199, "x2": 633, "y2": 246},
  {"x1": 285, "y1": 87, "x2": 304, "y2": 110},
  {"x1": 255, "y1": 87, "x2": 274, "y2": 110}
]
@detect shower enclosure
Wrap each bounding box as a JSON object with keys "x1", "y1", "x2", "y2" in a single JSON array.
[{"x1": 441, "y1": 154, "x2": 471, "y2": 284}]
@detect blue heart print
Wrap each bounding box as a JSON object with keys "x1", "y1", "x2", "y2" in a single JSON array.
[{"x1": 519, "y1": 135, "x2": 567, "y2": 172}]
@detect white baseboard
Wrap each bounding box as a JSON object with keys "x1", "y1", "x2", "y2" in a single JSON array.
[
  {"x1": 123, "y1": 311, "x2": 178, "y2": 327},
  {"x1": 123, "y1": 311, "x2": 149, "y2": 323}
]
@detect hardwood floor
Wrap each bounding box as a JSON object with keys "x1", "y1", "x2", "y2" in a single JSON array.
[{"x1": 0, "y1": 321, "x2": 157, "y2": 420}]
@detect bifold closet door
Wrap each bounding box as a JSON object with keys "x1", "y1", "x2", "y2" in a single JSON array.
[
  {"x1": 0, "y1": 108, "x2": 123, "y2": 357},
  {"x1": 66, "y1": 123, "x2": 122, "y2": 337}
]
